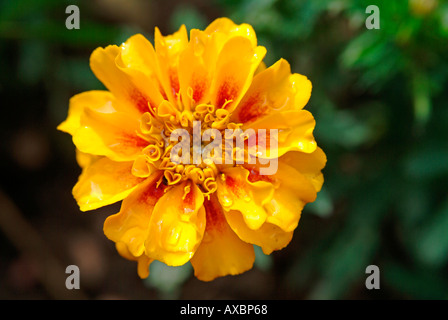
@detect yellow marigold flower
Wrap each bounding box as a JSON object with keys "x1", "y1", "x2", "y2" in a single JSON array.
[{"x1": 58, "y1": 18, "x2": 326, "y2": 281}]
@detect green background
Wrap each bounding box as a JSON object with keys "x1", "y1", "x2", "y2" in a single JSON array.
[{"x1": 0, "y1": 0, "x2": 447, "y2": 299}]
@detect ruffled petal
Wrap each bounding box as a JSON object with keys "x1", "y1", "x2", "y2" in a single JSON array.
[
  {"x1": 154, "y1": 25, "x2": 189, "y2": 104},
  {"x1": 117, "y1": 34, "x2": 166, "y2": 114},
  {"x1": 280, "y1": 147, "x2": 327, "y2": 193},
  {"x1": 216, "y1": 166, "x2": 274, "y2": 230},
  {"x1": 145, "y1": 182, "x2": 206, "y2": 266},
  {"x1": 209, "y1": 36, "x2": 266, "y2": 112},
  {"x1": 204, "y1": 17, "x2": 258, "y2": 48},
  {"x1": 224, "y1": 210, "x2": 293, "y2": 255},
  {"x1": 90, "y1": 40, "x2": 163, "y2": 116},
  {"x1": 232, "y1": 59, "x2": 312, "y2": 124},
  {"x1": 57, "y1": 90, "x2": 116, "y2": 136},
  {"x1": 115, "y1": 242, "x2": 153, "y2": 279},
  {"x1": 244, "y1": 109, "x2": 317, "y2": 159},
  {"x1": 245, "y1": 160, "x2": 317, "y2": 233},
  {"x1": 103, "y1": 172, "x2": 164, "y2": 256},
  {"x1": 178, "y1": 29, "x2": 213, "y2": 109},
  {"x1": 73, "y1": 108, "x2": 148, "y2": 161},
  {"x1": 178, "y1": 19, "x2": 262, "y2": 111},
  {"x1": 73, "y1": 157, "x2": 145, "y2": 211},
  {"x1": 75, "y1": 149, "x2": 101, "y2": 169},
  {"x1": 190, "y1": 195, "x2": 255, "y2": 281}
]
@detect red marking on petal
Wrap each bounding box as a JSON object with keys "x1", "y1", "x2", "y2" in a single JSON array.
[
  {"x1": 216, "y1": 79, "x2": 239, "y2": 108},
  {"x1": 204, "y1": 197, "x2": 225, "y2": 232},
  {"x1": 119, "y1": 133, "x2": 149, "y2": 149},
  {"x1": 255, "y1": 129, "x2": 272, "y2": 150},
  {"x1": 159, "y1": 83, "x2": 168, "y2": 100},
  {"x1": 192, "y1": 76, "x2": 206, "y2": 102},
  {"x1": 238, "y1": 94, "x2": 268, "y2": 124},
  {"x1": 225, "y1": 175, "x2": 244, "y2": 197},
  {"x1": 139, "y1": 175, "x2": 166, "y2": 206},
  {"x1": 184, "y1": 187, "x2": 194, "y2": 205},
  {"x1": 247, "y1": 168, "x2": 273, "y2": 183},
  {"x1": 169, "y1": 67, "x2": 180, "y2": 96},
  {"x1": 130, "y1": 90, "x2": 150, "y2": 114},
  {"x1": 225, "y1": 175, "x2": 237, "y2": 190}
]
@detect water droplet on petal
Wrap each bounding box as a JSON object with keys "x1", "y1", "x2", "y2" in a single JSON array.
[
  {"x1": 194, "y1": 40, "x2": 205, "y2": 56},
  {"x1": 165, "y1": 225, "x2": 181, "y2": 247},
  {"x1": 266, "y1": 200, "x2": 280, "y2": 216},
  {"x1": 221, "y1": 195, "x2": 233, "y2": 207}
]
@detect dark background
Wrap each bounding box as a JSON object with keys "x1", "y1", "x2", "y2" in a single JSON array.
[{"x1": 1, "y1": 0, "x2": 448, "y2": 299}]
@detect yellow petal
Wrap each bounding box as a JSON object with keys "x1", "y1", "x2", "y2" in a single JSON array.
[
  {"x1": 232, "y1": 59, "x2": 312, "y2": 124},
  {"x1": 216, "y1": 166, "x2": 274, "y2": 230},
  {"x1": 190, "y1": 195, "x2": 255, "y2": 281},
  {"x1": 224, "y1": 209, "x2": 293, "y2": 255},
  {"x1": 136, "y1": 254, "x2": 153, "y2": 279},
  {"x1": 104, "y1": 172, "x2": 165, "y2": 256},
  {"x1": 209, "y1": 37, "x2": 266, "y2": 112},
  {"x1": 115, "y1": 242, "x2": 153, "y2": 279},
  {"x1": 245, "y1": 161, "x2": 317, "y2": 233},
  {"x1": 73, "y1": 157, "x2": 145, "y2": 211},
  {"x1": 90, "y1": 43, "x2": 159, "y2": 116},
  {"x1": 244, "y1": 109, "x2": 317, "y2": 159},
  {"x1": 280, "y1": 147, "x2": 327, "y2": 192},
  {"x1": 73, "y1": 108, "x2": 148, "y2": 161},
  {"x1": 57, "y1": 90, "x2": 116, "y2": 136},
  {"x1": 75, "y1": 149, "x2": 101, "y2": 169},
  {"x1": 178, "y1": 20, "x2": 261, "y2": 110},
  {"x1": 145, "y1": 182, "x2": 206, "y2": 266},
  {"x1": 117, "y1": 34, "x2": 166, "y2": 114},
  {"x1": 204, "y1": 17, "x2": 258, "y2": 48},
  {"x1": 254, "y1": 61, "x2": 267, "y2": 75},
  {"x1": 131, "y1": 155, "x2": 157, "y2": 178},
  {"x1": 178, "y1": 29, "x2": 213, "y2": 109},
  {"x1": 154, "y1": 25, "x2": 189, "y2": 104}
]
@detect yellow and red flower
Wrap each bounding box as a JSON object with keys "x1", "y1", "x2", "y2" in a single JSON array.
[{"x1": 58, "y1": 18, "x2": 326, "y2": 281}]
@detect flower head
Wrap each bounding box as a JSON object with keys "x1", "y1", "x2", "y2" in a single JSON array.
[{"x1": 58, "y1": 18, "x2": 326, "y2": 281}]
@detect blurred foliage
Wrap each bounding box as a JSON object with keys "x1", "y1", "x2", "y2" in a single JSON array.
[
  {"x1": 1, "y1": 0, "x2": 448, "y2": 299},
  {"x1": 145, "y1": 260, "x2": 193, "y2": 299}
]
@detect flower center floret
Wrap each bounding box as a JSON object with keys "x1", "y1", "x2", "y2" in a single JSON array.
[{"x1": 136, "y1": 98, "x2": 243, "y2": 198}]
